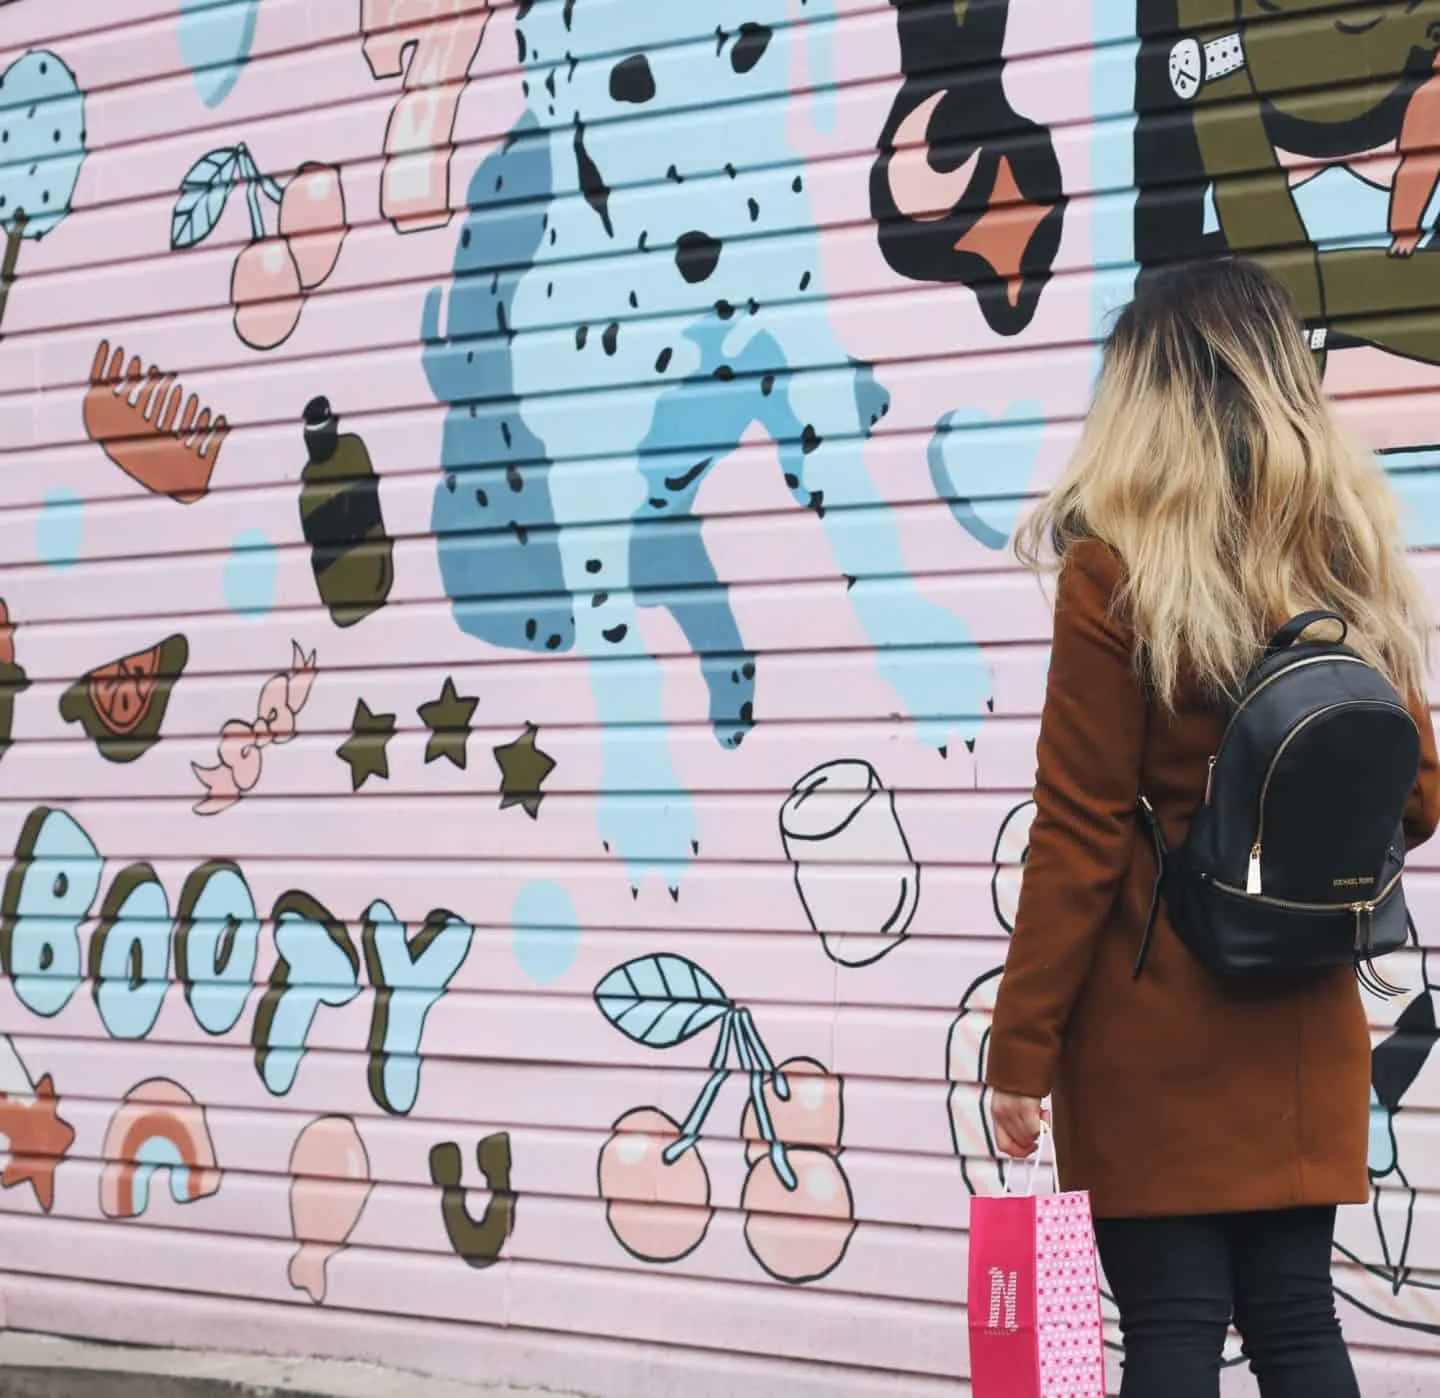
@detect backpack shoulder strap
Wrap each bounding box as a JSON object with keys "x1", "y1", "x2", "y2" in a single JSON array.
[{"x1": 1133, "y1": 796, "x2": 1167, "y2": 980}]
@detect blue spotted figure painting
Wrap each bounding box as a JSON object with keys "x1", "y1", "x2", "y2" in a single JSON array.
[{"x1": 423, "y1": 0, "x2": 991, "y2": 890}]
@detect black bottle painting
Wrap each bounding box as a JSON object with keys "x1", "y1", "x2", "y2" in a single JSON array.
[{"x1": 298, "y1": 396, "x2": 394, "y2": 627}]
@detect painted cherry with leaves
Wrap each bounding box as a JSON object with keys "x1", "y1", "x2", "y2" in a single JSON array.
[
  {"x1": 170, "y1": 143, "x2": 347, "y2": 350},
  {"x1": 593, "y1": 953, "x2": 857, "y2": 1283}
]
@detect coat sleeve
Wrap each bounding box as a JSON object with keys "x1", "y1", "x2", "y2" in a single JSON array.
[
  {"x1": 1403, "y1": 688, "x2": 1440, "y2": 851},
  {"x1": 984, "y1": 542, "x2": 1147, "y2": 1100}
]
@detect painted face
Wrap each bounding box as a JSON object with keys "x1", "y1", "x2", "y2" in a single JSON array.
[{"x1": 1239, "y1": 0, "x2": 1439, "y2": 127}]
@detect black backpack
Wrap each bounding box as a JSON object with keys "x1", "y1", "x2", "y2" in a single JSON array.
[{"x1": 1134, "y1": 610, "x2": 1422, "y2": 989}]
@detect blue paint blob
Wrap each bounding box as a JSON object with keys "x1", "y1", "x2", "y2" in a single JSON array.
[
  {"x1": 223, "y1": 529, "x2": 278, "y2": 616},
  {"x1": 178, "y1": 0, "x2": 259, "y2": 108},
  {"x1": 36, "y1": 488, "x2": 84, "y2": 568},
  {"x1": 511, "y1": 881, "x2": 581, "y2": 985}
]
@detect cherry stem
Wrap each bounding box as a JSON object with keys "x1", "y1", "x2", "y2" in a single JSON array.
[
  {"x1": 739, "y1": 1008, "x2": 788, "y2": 1102},
  {"x1": 243, "y1": 176, "x2": 265, "y2": 244},
  {"x1": 661, "y1": 1011, "x2": 734, "y2": 1165},
  {"x1": 735, "y1": 1016, "x2": 796, "y2": 1190}
]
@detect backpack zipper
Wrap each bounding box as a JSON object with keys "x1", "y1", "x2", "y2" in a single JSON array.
[
  {"x1": 1244, "y1": 698, "x2": 1412, "y2": 895},
  {"x1": 1206, "y1": 654, "x2": 1371, "y2": 808},
  {"x1": 1212, "y1": 865, "x2": 1403, "y2": 955}
]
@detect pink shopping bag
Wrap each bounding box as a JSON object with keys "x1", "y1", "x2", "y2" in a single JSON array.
[{"x1": 967, "y1": 1127, "x2": 1106, "y2": 1398}]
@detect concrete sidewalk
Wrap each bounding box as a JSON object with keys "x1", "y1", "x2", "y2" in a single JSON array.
[{"x1": 0, "y1": 1334, "x2": 572, "y2": 1397}]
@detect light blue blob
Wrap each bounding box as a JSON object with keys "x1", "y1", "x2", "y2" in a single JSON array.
[
  {"x1": 180, "y1": 863, "x2": 260, "y2": 1036},
  {"x1": 927, "y1": 402, "x2": 1045, "y2": 552},
  {"x1": 1369, "y1": 1086, "x2": 1397, "y2": 1178},
  {"x1": 363, "y1": 899, "x2": 472, "y2": 1115},
  {"x1": 223, "y1": 529, "x2": 278, "y2": 616},
  {"x1": 0, "y1": 51, "x2": 86, "y2": 240},
  {"x1": 178, "y1": 0, "x2": 259, "y2": 108},
  {"x1": 257, "y1": 906, "x2": 361, "y2": 1096},
  {"x1": 1088, "y1": 2, "x2": 1140, "y2": 346},
  {"x1": 1201, "y1": 182, "x2": 1220, "y2": 238},
  {"x1": 511, "y1": 881, "x2": 581, "y2": 984},
  {"x1": 1379, "y1": 445, "x2": 1440, "y2": 549},
  {"x1": 130, "y1": 1136, "x2": 191, "y2": 1215},
  {"x1": 1290, "y1": 165, "x2": 1391, "y2": 251},
  {"x1": 5, "y1": 808, "x2": 102, "y2": 1017},
  {"x1": 93, "y1": 873, "x2": 171, "y2": 1040},
  {"x1": 36, "y1": 488, "x2": 84, "y2": 568}
]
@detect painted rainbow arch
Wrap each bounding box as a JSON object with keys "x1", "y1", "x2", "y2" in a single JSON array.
[{"x1": 100, "y1": 1078, "x2": 221, "y2": 1220}]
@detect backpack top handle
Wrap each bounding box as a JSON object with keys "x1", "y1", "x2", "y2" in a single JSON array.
[{"x1": 1266, "y1": 610, "x2": 1348, "y2": 657}]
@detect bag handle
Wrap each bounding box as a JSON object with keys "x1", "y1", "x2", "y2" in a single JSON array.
[
  {"x1": 1265, "y1": 609, "x2": 1347, "y2": 656},
  {"x1": 1001, "y1": 1119, "x2": 1059, "y2": 1197}
]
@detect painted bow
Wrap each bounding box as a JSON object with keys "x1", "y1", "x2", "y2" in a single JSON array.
[{"x1": 192, "y1": 641, "x2": 317, "y2": 815}]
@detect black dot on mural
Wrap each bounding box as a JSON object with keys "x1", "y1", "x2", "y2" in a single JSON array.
[
  {"x1": 522, "y1": 80, "x2": 530, "y2": 96},
  {"x1": 666, "y1": 164, "x2": 683, "y2": 183},
  {"x1": 593, "y1": 592, "x2": 609, "y2": 607},
  {"x1": 609, "y1": 53, "x2": 656, "y2": 103},
  {"x1": 40, "y1": 945, "x2": 52, "y2": 971},
  {"x1": 725, "y1": 162, "x2": 737, "y2": 179},
  {"x1": 501, "y1": 420, "x2": 513, "y2": 448},
  {"x1": 715, "y1": 299, "x2": 735, "y2": 320},
  {"x1": 761, "y1": 373, "x2": 775, "y2": 395},
  {"x1": 53, "y1": 873, "x2": 67, "y2": 898},
  {"x1": 638, "y1": 230, "x2": 649, "y2": 250},
  {"x1": 802, "y1": 425, "x2": 821, "y2": 453},
  {"x1": 784, "y1": 472, "x2": 798, "y2": 488},
  {"x1": 602, "y1": 322, "x2": 619, "y2": 355},
  {"x1": 747, "y1": 298, "x2": 759, "y2": 315},
  {"x1": 629, "y1": 290, "x2": 639, "y2": 308},
  {"x1": 461, "y1": 228, "x2": 471, "y2": 248},
  {"x1": 547, "y1": 282, "x2": 554, "y2": 298},
  {"x1": 655, "y1": 347, "x2": 673, "y2": 373},
  {"x1": 748, "y1": 197, "x2": 759, "y2": 222},
  {"x1": 603, "y1": 623, "x2": 629, "y2": 644},
  {"x1": 506, "y1": 464, "x2": 524, "y2": 493},
  {"x1": 466, "y1": 350, "x2": 474, "y2": 365},
  {"x1": 740, "y1": 701, "x2": 753, "y2": 722},
  {"x1": 517, "y1": 29, "x2": 528, "y2": 61},
  {"x1": 38, "y1": 62, "x2": 46, "y2": 75},
  {"x1": 526, "y1": 618, "x2": 538, "y2": 640},
  {"x1": 475, "y1": 486, "x2": 489, "y2": 506},
  {"x1": 800, "y1": 270, "x2": 811, "y2": 291},
  {"x1": 675, "y1": 230, "x2": 723, "y2": 283},
  {"x1": 586, "y1": 558, "x2": 603, "y2": 573},
  {"x1": 496, "y1": 173, "x2": 504, "y2": 191},
  {"x1": 792, "y1": 174, "x2": 803, "y2": 193},
  {"x1": 648, "y1": 496, "x2": 668, "y2": 509},
  {"x1": 714, "y1": 364, "x2": 735, "y2": 381},
  {"x1": 546, "y1": 633, "x2": 563, "y2": 650},
  {"x1": 731, "y1": 22, "x2": 773, "y2": 73},
  {"x1": 550, "y1": 227, "x2": 557, "y2": 245},
  {"x1": 512, "y1": 521, "x2": 530, "y2": 544},
  {"x1": 576, "y1": 324, "x2": 589, "y2": 349},
  {"x1": 52, "y1": 130, "x2": 60, "y2": 143},
  {"x1": 445, "y1": 472, "x2": 457, "y2": 493},
  {"x1": 742, "y1": 662, "x2": 755, "y2": 678}
]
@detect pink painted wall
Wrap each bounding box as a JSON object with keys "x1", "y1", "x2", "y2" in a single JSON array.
[{"x1": 0, "y1": 1, "x2": 1437, "y2": 1393}]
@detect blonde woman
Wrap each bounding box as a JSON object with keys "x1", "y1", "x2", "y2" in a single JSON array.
[{"x1": 984, "y1": 258, "x2": 1440, "y2": 1397}]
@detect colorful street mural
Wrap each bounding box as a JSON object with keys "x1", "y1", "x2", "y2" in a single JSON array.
[{"x1": 0, "y1": 1, "x2": 1434, "y2": 1394}]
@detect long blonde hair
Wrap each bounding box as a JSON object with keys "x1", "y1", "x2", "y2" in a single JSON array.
[{"x1": 1015, "y1": 258, "x2": 1430, "y2": 708}]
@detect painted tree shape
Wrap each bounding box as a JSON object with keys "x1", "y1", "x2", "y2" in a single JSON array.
[{"x1": 0, "y1": 51, "x2": 86, "y2": 336}]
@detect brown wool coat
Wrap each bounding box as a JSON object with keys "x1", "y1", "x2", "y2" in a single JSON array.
[{"x1": 984, "y1": 539, "x2": 1440, "y2": 1220}]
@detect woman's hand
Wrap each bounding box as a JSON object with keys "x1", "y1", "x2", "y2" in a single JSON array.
[{"x1": 991, "y1": 1091, "x2": 1049, "y2": 1159}]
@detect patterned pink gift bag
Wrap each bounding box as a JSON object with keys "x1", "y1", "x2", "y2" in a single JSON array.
[{"x1": 967, "y1": 1126, "x2": 1106, "y2": 1398}]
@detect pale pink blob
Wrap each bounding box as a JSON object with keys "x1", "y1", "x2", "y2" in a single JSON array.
[
  {"x1": 287, "y1": 1115, "x2": 373, "y2": 1305},
  {"x1": 886, "y1": 92, "x2": 980, "y2": 222},
  {"x1": 598, "y1": 1107, "x2": 711, "y2": 1264},
  {"x1": 279, "y1": 162, "x2": 348, "y2": 290},
  {"x1": 230, "y1": 238, "x2": 303, "y2": 351},
  {"x1": 216, "y1": 720, "x2": 263, "y2": 790},
  {"x1": 741, "y1": 1149, "x2": 856, "y2": 1285},
  {"x1": 254, "y1": 674, "x2": 295, "y2": 744},
  {"x1": 740, "y1": 1057, "x2": 843, "y2": 1161}
]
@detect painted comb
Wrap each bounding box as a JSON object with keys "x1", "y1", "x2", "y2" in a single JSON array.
[{"x1": 82, "y1": 338, "x2": 230, "y2": 502}]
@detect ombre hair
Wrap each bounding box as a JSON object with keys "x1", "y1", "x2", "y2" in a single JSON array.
[{"x1": 1015, "y1": 258, "x2": 1430, "y2": 710}]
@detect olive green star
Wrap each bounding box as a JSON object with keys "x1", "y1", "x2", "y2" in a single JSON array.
[
  {"x1": 493, "y1": 722, "x2": 556, "y2": 819},
  {"x1": 418, "y1": 676, "x2": 479, "y2": 769},
  {"x1": 337, "y1": 698, "x2": 395, "y2": 790}
]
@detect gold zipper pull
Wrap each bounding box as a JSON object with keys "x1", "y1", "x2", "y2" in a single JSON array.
[
  {"x1": 1246, "y1": 844, "x2": 1262, "y2": 895},
  {"x1": 1203, "y1": 756, "x2": 1216, "y2": 804}
]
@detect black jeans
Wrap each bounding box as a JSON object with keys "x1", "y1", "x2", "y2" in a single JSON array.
[{"x1": 1093, "y1": 1207, "x2": 1359, "y2": 1398}]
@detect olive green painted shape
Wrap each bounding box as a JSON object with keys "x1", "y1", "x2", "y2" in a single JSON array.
[{"x1": 58, "y1": 633, "x2": 188, "y2": 764}]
